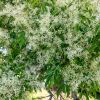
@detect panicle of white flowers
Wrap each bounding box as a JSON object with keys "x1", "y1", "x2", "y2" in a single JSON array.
[
  {"x1": 0, "y1": 28, "x2": 8, "y2": 38},
  {"x1": 56, "y1": 0, "x2": 69, "y2": 7},
  {"x1": 0, "y1": 71, "x2": 21, "y2": 99},
  {"x1": 0, "y1": 3, "x2": 29, "y2": 26},
  {"x1": 91, "y1": 0, "x2": 100, "y2": 21},
  {"x1": 67, "y1": 45, "x2": 83, "y2": 59},
  {"x1": 95, "y1": 70, "x2": 100, "y2": 85},
  {"x1": 39, "y1": 8, "x2": 51, "y2": 33},
  {"x1": 93, "y1": 56, "x2": 100, "y2": 84},
  {"x1": 25, "y1": 65, "x2": 45, "y2": 89}
]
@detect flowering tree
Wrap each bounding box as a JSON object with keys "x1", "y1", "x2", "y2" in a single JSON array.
[{"x1": 0, "y1": 0, "x2": 100, "y2": 100}]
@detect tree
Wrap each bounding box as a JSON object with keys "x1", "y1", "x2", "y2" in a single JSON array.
[{"x1": 0, "y1": 0, "x2": 100, "y2": 99}]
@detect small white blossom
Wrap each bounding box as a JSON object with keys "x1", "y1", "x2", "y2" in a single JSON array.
[{"x1": 0, "y1": 47, "x2": 7, "y2": 55}]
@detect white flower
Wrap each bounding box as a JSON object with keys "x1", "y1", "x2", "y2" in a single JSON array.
[
  {"x1": 56, "y1": 0, "x2": 68, "y2": 7},
  {"x1": 0, "y1": 47, "x2": 7, "y2": 55}
]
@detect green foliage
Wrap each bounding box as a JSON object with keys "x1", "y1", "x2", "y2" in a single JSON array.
[{"x1": 10, "y1": 31, "x2": 27, "y2": 58}]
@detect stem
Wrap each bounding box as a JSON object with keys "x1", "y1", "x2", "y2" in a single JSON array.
[{"x1": 72, "y1": 91, "x2": 79, "y2": 100}]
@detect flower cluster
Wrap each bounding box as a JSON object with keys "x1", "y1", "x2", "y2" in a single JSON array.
[{"x1": 0, "y1": 71, "x2": 21, "y2": 99}]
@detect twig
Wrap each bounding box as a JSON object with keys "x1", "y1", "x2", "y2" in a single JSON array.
[
  {"x1": 48, "y1": 90, "x2": 56, "y2": 100},
  {"x1": 32, "y1": 95, "x2": 51, "y2": 100},
  {"x1": 60, "y1": 94, "x2": 65, "y2": 100}
]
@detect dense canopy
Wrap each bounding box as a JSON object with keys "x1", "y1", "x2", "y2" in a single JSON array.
[{"x1": 0, "y1": 0, "x2": 100, "y2": 99}]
